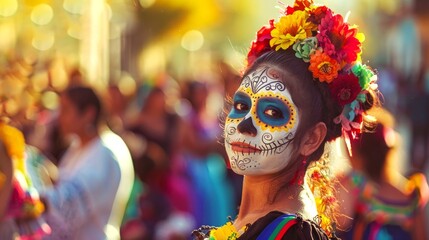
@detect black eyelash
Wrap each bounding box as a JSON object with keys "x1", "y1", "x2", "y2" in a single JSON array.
[
  {"x1": 234, "y1": 102, "x2": 249, "y2": 111},
  {"x1": 265, "y1": 108, "x2": 283, "y2": 118}
]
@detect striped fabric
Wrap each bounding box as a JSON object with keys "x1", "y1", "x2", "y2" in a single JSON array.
[{"x1": 256, "y1": 214, "x2": 297, "y2": 240}]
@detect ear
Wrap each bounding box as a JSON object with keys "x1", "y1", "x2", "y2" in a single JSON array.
[{"x1": 299, "y1": 122, "x2": 327, "y2": 156}]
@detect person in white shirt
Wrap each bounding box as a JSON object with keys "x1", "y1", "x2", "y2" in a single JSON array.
[{"x1": 42, "y1": 86, "x2": 134, "y2": 240}]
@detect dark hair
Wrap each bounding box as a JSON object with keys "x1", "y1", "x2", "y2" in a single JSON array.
[
  {"x1": 63, "y1": 86, "x2": 102, "y2": 127},
  {"x1": 246, "y1": 49, "x2": 343, "y2": 166}
]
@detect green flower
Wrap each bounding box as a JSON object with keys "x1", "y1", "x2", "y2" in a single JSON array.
[
  {"x1": 352, "y1": 63, "x2": 374, "y2": 90},
  {"x1": 293, "y1": 37, "x2": 318, "y2": 62}
]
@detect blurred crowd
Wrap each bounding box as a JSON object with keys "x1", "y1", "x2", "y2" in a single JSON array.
[
  {"x1": 0, "y1": 0, "x2": 428, "y2": 239},
  {"x1": 0, "y1": 59, "x2": 244, "y2": 239}
]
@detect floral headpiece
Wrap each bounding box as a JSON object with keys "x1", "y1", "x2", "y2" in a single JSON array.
[{"x1": 246, "y1": 0, "x2": 377, "y2": 137}]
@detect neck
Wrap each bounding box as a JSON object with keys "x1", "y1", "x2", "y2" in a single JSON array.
[
  {"x1": 78, "y1": 128, "x2": 99, "y2": 147},
  {"x1": 236, "y1": 173, "x2": 315, "y2": 228}
]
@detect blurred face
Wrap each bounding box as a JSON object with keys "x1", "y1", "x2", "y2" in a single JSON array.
[
  {"x1": 224, "y1": 66, "x2": 300, "y2": 175},
  {"x1": 58, "y1": 94, "x2": 84, "y2": 136}
]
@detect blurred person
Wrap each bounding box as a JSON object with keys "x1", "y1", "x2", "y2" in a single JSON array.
[
  {"x1": 405, "y1": 40, "x2": 429, "y2": 173},
  {"x1": 122, "y1": 86, "x2": 195, "y2": 240},
  {"x1": 125, "y1": 87, "x2": 192, "y2": 211},
  {"x1": 182, "y1": 81, "x2": 235, "y2": 227},
  {"x1": 406, "y1": 74, "x2": 429, "y2": 173},
  {"x1": 104, "y1": 84, "x2": 134, "y2": 133},
  {"x1": 40, "y1": 86, "x2": 134, "y2": 240},
  {"x1": 122, "y1": 83, "x2": 225, "y2": 239},
  {"x1": 385, "y1": 0, "x2": 422, "y2": 104},
  {"x1": 337, "y1": 108, "x2": 429, "y2": 240},
  {"x1": 27, "y1": 110, "x2": 70, "y2": 167},
  {"x1": 193, "y1": 0, "x2": 379, "y2": 238},
  {"x1": 102, "y1": 84, "x2": 145, "y2": 228}
]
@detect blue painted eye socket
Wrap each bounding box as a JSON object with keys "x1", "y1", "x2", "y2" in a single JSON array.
[
  {"x1": 257, "y1": 97, "x2": 291, "y2": 127},
  {"x1": 228, "y1": 92, "x2": 251, "y2": 119}
]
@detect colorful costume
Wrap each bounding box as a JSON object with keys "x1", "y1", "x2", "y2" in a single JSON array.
[
  {"x1": 0, "y1": 122, "x2": 51, "y2": 240},
  {"x1": 193, "y1": 212, "x2": 337, "y2": 240},
  {"x1": 342, "y1": 171, "x2": 429, "y2": 240}
]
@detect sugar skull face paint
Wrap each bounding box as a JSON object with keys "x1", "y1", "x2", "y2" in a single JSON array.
[{"x1": 225, "y1": 67, "x2": 300, "y2": 175}]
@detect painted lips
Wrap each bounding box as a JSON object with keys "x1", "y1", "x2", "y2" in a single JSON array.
[{"x1": 230, "y1": 142, "x2": 261, "y2": 153}]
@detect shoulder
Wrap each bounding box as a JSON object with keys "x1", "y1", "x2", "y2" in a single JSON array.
[
  {"x1": 240, "y1": 212, "x2": 333, "y2": 240},
  {"x1": 407, "y1": 173, "x2": 429, "y2": 209}
]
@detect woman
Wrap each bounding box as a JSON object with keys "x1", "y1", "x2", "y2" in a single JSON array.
[
  {"x1": 193, "y1": 0, "x2": 379, "y2": 239},
  {"x1": 41, "y1": 86, "x2": 134, "y2": 239},
  {"x1": 337, "y1": 108, "x2": 428, "y2": 240}
]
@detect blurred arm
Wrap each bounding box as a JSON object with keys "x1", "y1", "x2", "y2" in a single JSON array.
[{"x1": 42, "y1": 149, "x2": 121, "y2": 236}]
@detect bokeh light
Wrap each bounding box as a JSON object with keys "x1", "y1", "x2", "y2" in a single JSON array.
[
  {"x1": 139, "y1": 0, "x2": 156, "y2": 8},
  {"x1": 63, "y1": 0, "x2": 85, "y2": 15},
  {"x1": 181, "y1": 30, "x2": 204, "y2": 52},
  {"x1": 32, "y1": 31, "x2": 55, "y2": 51},
  {"x1": 41, "y1": 91, "x2": 59, "y2": 110},
  {"x1": 30, "y1": 4, "x2": 54, "y2": 25},
  {"x1": 0, "y1": 0, "x2": 18, "y2": 17},
  {"x1": 118, "y1": 73, "x2": 137, "y2": 97}
]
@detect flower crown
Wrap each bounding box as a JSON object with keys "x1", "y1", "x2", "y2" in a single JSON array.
[{"x1": 246, "y1": 0, "x2": 377, "y2": 136}]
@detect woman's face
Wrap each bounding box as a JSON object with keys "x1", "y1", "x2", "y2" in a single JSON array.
[{"x1": 224, "y1": 66, "x2": 300, "y2": 175}]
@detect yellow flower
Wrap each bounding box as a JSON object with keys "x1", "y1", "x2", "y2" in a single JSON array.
[
  {"x1": 0, "y1": 122, "x2": 25, "y2": 172},
  {"x1": 209, "y1": 222, "x2": 238, "y2": 240},
  {"x1": 270, "y1": 10, "x2": 312, "y2": 51}
]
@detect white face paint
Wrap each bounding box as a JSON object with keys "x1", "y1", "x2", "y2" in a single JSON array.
[{"x1": 224, "y1": 67, "x2": 300, "y2": 175}]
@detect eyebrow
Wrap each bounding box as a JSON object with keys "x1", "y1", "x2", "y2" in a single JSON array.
[{"x1": 234, "y1": 91, "x2": 249, "y2": 98}]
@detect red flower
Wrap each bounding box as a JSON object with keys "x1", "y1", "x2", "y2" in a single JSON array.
[
  {"x1": 317, "y1": 12, "x2": 362, "y2": 65},
  {"x1": 247, "y1": 19, "x2": 275, "y2": 66},
  {"x1": 293, "y1": 0, "x2": 313, "y2": 11},
  {"x1": 285, "y1": 0, "x2": 313, "y2": 15},
  {"x1": 308, "y1": 6, "x2": 329, "y2": 29},
  {"x1": 285, "y1": 6, "x2": 295, "y2": 15},
  {"x1": 329, "y1": 73, "x2": 361, "y2": 106}
]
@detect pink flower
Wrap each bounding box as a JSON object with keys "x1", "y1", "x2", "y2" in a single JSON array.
[{"x1": 317, "y1": 12, "x2": 363, "y2": 65}]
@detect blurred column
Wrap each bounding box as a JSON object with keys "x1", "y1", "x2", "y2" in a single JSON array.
[{"x1": 80, "y1": 0, "x2": 109, "y2": 90}]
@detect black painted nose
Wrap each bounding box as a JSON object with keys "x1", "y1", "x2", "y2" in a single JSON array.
[{"x1": 237, "y1": 117, "x2": 257, "y2": 136}]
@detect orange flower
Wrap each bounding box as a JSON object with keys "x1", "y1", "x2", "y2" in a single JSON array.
[{"x1": 308, "y1": 50, "x2": 340, "y2": 83}]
